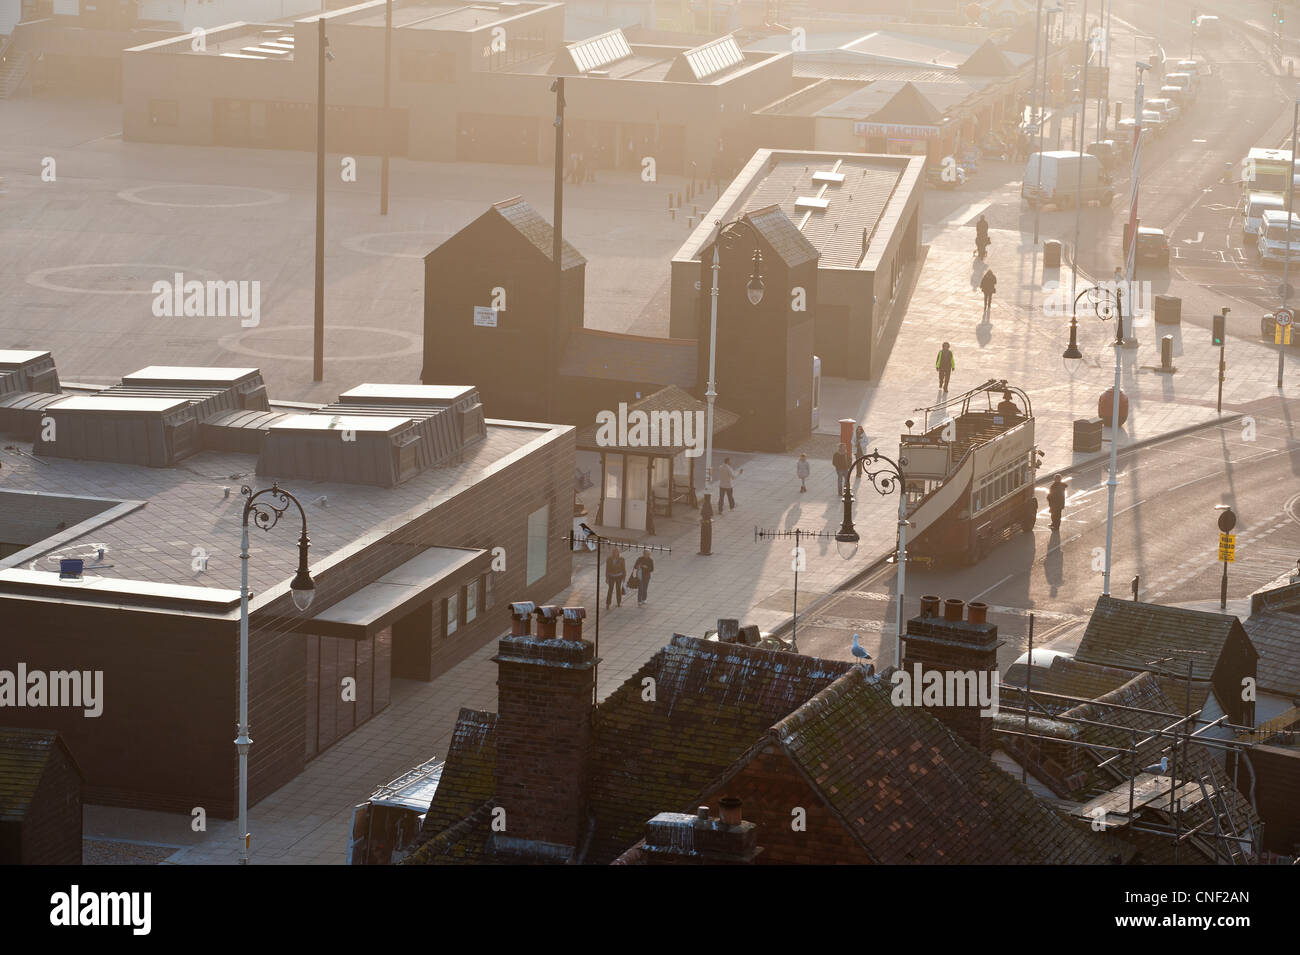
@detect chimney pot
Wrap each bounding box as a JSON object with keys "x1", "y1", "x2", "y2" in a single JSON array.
[
  {"x1": 717, "y1": 618, "x2": 740, "y2": 643},
  {"x1": 534, "y1": 604, "x2": 561, "y2": 638},
  {"x1": 509, "y1": 601, "x2": 536, "y2": 635},
  {"x1": 719, "y1": 796, "x2": 743, "y2": 826},
  {"x1": 561, "y1": 605, "x2": 586, "y2": 640},
  {"x1": 920, "y1": 595, "x2": 941, "y2": 617},
  {"x1": 697, "y1": 806, "x2": 710, "y2": 820},
  {"x1": 943, "y1": 598, "x2": 965, "y2": 622},
  {"x1": 967, "y1": 601, "x2": 988, "y2": 625}
]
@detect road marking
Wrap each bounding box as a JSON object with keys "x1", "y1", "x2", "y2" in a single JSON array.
[{"x1": 969, "y1": 573, "x2": 1014, "y2": 602}]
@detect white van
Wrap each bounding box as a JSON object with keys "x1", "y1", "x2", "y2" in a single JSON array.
[
  {"x1": 1021, "y1": 150, "x2": 1112, "y2": 208},
  {"x1": 1257, "y1": 208, "x2": 1300, "y2": 264},
  {"x1": 1243, "y1": 192, "x2": 1285, "y2": 241}
]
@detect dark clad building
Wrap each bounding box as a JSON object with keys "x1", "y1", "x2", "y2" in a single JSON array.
[{"x1": 0, "y1": 728, "x2": 84, "y2": 866}]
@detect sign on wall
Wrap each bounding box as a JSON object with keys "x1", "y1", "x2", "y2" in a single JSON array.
[
  {"x1": 854, "y1": 122, "x2": 940, "y2": 138},
  {"x1": 473, "y1": 306, "x2": 498, "y2": 328}
]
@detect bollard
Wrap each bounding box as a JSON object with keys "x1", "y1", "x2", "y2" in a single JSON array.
[
  {"x1": 670, "y1": 208, "x2": 675, "y2": 220},
  {"x1": 1160, "y1": 335, "x2": 1175, "y2": 373},
  {"x1": 668, "y1": 193, "x2": 675, "y2": 209},
  {"x1": 678, "y1": 191, "x2": 683, "y2": 206},
  {"x1": 687, "y1": 216, "x2": 694, "y2": 228}
]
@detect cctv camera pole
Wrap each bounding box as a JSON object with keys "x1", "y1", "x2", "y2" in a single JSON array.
[
  {"x1": 702, "y1": 219, "x2": 722, "y2": 555},
  {"x1": 380, "y1": 0, "x2": 391, "y2": 216},
  {"x1": 1071, "y1": 0, "x2": 1090, "y2": 306},
  {"x1": 313, "y1": 16, "x2": 326, "y2": 382}
]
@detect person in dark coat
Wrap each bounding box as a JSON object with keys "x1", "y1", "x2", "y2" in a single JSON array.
[
  {"x1": 833, "y1": 442, "x2": 851, "y2": 494},
  {"x1": 633, "y1": 549, "x2": 654, "y2": 607},
  {"x1": 1047, "y1": 475, "x2": 1068, "y2": 530},
  {"x1": 605, "y1": 547, "x2": 626, "y2": 608},
  {"x1": 936, "y1": 341, "x2": 956, "y2": 393},
  {"x1": 980, "y1": 269, "x2": 997, "y2": 315}
]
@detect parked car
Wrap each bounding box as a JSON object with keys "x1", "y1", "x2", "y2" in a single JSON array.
[
  {"x1": 1174, "y1": 58, "x2": 1212, "y2": 78},
  {"x1": 1141, "y1": 109, "x2": 1169, "y2": 136},
  {"x1": 1125, "y1": 226, "x2": 1170, "y2": 266},
  {"x1": 1260, "y1": 312, "x2": 1300, "y2": 345},
  {"x1": 1164, "y1": 71, "x2": 1197, "y2": 99},
  {"x1": 1159, "y1": 85, "x2": 1190, "y2": 110},
  {"x1": 1086, "y1": 139, "x2": 1122, "y2": 173},
  {"x1": 1197, "y1": 14, "x2": 1221, "y2": 35},
  {"x1": 1146, "y1": 98, "x2": 1181, "y2": 124}
]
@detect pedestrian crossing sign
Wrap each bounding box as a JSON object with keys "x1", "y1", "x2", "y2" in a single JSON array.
[{"x1": 1219, "y1": 533, "x2": 1236, "y2": 563}]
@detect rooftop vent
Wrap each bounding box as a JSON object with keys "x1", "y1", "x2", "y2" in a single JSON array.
[
  {"x1": 34, "y1": 395, "x2": 200, "y2": 467},
  {"x1": 794, "y1": 196, "x2": 830, "y2": 210},
  {"x1": 0, "y1": 349, "x2": 60, "y2": 396}
]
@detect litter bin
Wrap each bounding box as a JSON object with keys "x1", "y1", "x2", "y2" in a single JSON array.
[
  {"x1": 1073, "y1": 417, "x2": 1103, "y2": 453},
  {"x1": 1044, "y1": 240, "x2": 1062, "y2": 268},
  {"x1": 1154, "y1": 294, "x2": 1181, "y2": 325}
]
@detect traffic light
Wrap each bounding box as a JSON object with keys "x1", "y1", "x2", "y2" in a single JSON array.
[
  {"x1": 1192, "y1": 7, "x2": 1198, "y2": 26},
  {"x1": 1212, "y1": 313, "x2": 1225, "y2": 346}
]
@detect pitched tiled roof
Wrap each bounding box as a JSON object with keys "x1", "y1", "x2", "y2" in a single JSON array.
[
  {"x1": 1243, "y1": 611, "x2": 1300, "y2": 697},
  {"x1": 492, "y1": 197, "x2": 586, "y2": 271},
  {"x1": 757, "y1": 667, "x2": 1112, "y2": 864},
  {"x1": 584, "y1": 636, "x2": 852, "y2": 864},
  {"x1": 1075, "y1": 597, "x2": 1246, "y2": 682},
  {"x1": 1003, "y1": 656, "x2": 1209, "y2": 718},
  {"x1": 418, "y1": 708, "x2": 497, "y2": 839},
  {"x1": 405, "y1": 801, "x2": 495, "y2": 865},
  {"x1": 0, "y1": 728, "x2": 78, "y2": 821},
  {"x1": 743, "y1": 205, "x2": 820, "y2": 269}
]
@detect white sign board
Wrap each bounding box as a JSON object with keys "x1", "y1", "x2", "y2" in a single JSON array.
[{"x1": 473, "y1": 306, "x2": 498, "y2": 328}]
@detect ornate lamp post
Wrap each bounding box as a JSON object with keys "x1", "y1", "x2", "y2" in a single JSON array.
[
  {"x1": 238, "y1": 484, "x2": 315, "y2": 864},
  {"x1": 700, "y1": 217, "x2": 764, "y2": 556},
  {"x1": 835, "y1": 449, "x2": 907, "y2": 669},
  {"x1": 1062, "y1": 281, "x2": 1124, "y2": 596}
]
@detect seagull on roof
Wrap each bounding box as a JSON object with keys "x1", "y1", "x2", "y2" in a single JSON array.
[
  {"x1": 1143, "y1": 757, "x2": 1170, "y2": 775},
  {"x1": 851, "y1": 633, "x2": 871, "y2": 660}
]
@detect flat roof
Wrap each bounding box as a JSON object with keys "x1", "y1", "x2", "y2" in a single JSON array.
[
  {"x1": 50, "y1": 395, "x2": 190, "y2": 413},
  {"x1": 342, "y1": 1, "x2": 554, "y2": 30},
  {"x1": 675, "y1": 149, "x2": 924, "y2": 270},
  {"x1": 338, "y1": 383, "x2": 475, "y2": 403},
  {"x1": 0, "y1": 568, "x2": 241, "y2": 614},
  {"x1": 124, "y1": 366, "x2": 261, "y2": 384},
  {"x1": 0, "y1": 418, "x2": 555, "y2": 598},
  {"x1": 0, "y1": 350, "x2": 50, "y2": 366},
  {"x1": 303, "y1": 546, "x2": 489, "y2": 638},
  {"x1": 268, "y1": 413, "x2": 413, "y2": 432}
]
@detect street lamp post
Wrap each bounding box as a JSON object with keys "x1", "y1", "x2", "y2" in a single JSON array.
[
  {"x1": 313, "y1": 18, "x2": 333, "y2": 382},
  {"x1": 1071, "y1": 0, "x2": 1091, "y2": 306},
  {"x1": 835, "y1": 450, "x2": 908, "y2": 669},
  {"x1": 238, "y1": 484, "x2": 315, "y2": 865},
  {"x1": 1062, "y1": 282, "x2": 1125, "y2": 596},
  {"x1": 1279, "y1": 90, "x2": 1298, "y2": 389},
  {"x1": 568, "y1": 526, "x2": 670, "y2": 705},
  {"x1": 701, "y1": 218, "x2": 765, "y2": 555},
  {"x1": 1034, "y1": 5, "x2": 1063, "y2": 246}
]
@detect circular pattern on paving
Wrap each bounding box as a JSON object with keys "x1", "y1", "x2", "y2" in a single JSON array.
[
  {"x1": 116, "y1": 184, "x2": 288, "y2": 208},
  {"x1": 218, "y1": 324, "x2": 422, "y2": 362},
  {"x1": 342, "y1": 231, "x2": 451, "y2": 259},
  {"x1": 25, "y1": 263, "x2": 221, "y2": 295}
]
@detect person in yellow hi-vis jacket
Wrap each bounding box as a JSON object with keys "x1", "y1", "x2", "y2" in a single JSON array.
[{"x1": 936, "y1": 342, "x2": 955, "y2": 393}]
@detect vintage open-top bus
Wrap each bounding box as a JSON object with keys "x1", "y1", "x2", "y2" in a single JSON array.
[{"x1": 901, "y1": 379, "x2": 1044, "y2": 566}]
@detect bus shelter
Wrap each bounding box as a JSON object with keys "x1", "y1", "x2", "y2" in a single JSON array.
[{"x1": 574, "y1": 386, "x2": 738, "y2": 533}]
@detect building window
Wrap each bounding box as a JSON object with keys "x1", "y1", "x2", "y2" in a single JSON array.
[
  {"x1": 443, "y1": 591, "x2": 459, "y2": 638},
  {"x1": 150, "y1": 99, "x2": 179, "y2": 126},
  {"x1": 526, "y1": 505, "x2": 548, "y2": 585},
  {"x1": 464, "y1": 579, "x2": 477, "y2": 624}
]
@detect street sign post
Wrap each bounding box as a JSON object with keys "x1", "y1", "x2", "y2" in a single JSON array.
[{"x1": 1218, "y1": 532, "x2": 1236, "y2": 562}]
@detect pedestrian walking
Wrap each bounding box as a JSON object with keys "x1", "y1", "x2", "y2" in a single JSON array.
[
  {"x1": 717, "y1": 457, "x2": 741, "y2": 513},
  {"x1": 796, "y1": 452, "x2": 811, "y2": 493},
  {"x1": 936, "y1": 341, "x2": 955, "y2": 393},
  {"x1": 980, "y1": 269, "x2": 997, "y2": 315},
  {"x1": 974, "y1": 214, "x2": 990, "y2": 259},
  {"x1": 605, "y1": 547, "x2": 626, "y2": 608},
  {"x1": 833, "y1": 442, "x2": 851, "y2": 494},
  {"x1": 852, "y1": 425, "x2": 870, "y2": 477},
  {"x1": 1047, "y1": 475, "x2": 1068, "y2": 530},
  {"x1": 632, "y1": 549, "x2": 654, "y2": 607}
]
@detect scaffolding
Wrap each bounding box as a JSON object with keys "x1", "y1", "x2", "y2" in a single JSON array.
[{"x1": 993, "y1": 642, "x2": 1280, "y2": 865}]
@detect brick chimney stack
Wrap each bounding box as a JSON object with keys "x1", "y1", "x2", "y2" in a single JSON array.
[
  {"x1": 640, "y1": 800, "x2": 761, "y2": 865},
  {"x1": 491, "y1": 601, "x2": 597, "y2": 862},
  {"x1": 901, "y1": 596, "x2": 1003, "y2": 753}
]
